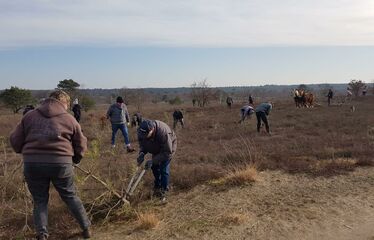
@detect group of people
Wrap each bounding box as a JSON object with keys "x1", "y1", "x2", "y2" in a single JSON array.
[
  {"x1": 10, "y1": 91, "x2": 179, "y2": 239},
  {"x1": 327, "y1": 86, "x2": 369, "y2": 106},
  {"x1": 106, "y1": 96, "x2": 178, "y2": 202},
  {"x1": 239, "y1": 102, "x2": 273, "y2": 134},
  {"x1": 13, "y1": 90, "x2": 274, "y2": 239},
  {"x1": 227, "y1": 94, "x2": 273, "y2": 134}
]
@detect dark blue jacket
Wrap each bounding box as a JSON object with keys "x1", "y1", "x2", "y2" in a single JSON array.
[{"x1": 255, "y1": 103, "x2": 272, "y2": 115}]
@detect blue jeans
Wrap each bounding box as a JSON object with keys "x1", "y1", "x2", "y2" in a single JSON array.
[
  {"x1": 111, "y1": 123, "x2": 130, "y2": 145},
  {"x1": 24, "y1": 163, "x2": 90, "y2": 236},
  {"x1": 151, "y1": 158, "x2": 171, "y2": 191}
]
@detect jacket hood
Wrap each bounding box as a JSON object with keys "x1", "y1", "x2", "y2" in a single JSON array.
[
  {"x1": 113, "y1": 103, "x2": 123, "y2": 110},
  {"x1": 37, "y1": 98, "x2": 68, "y2": 118}
]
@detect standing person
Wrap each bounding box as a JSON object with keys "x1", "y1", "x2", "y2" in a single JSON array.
[
  {"x1": 255, "y1": 102, "x2": 272, "y2": 134},
  {"x1": 23, "y1": 104, "x2": 35, "y2": 115},
  {"x1": 248, "y1": 94, "x2": 254, "y2": 105},
  {"x1": 72, "y1": 98, "x2": 82, "y2": 122},
  {"x1": 9, "y1": 90, "x2": 91, "y2": 240},
  {"x1": 346, "y1": 87, "x2": 353, "y2": 100},
  {"x1": 238, "y1": 105, "x2": 254, "y2": 123},
  {"x1": 106, "y1": 96, "x2": 135, "y2": 152},
  {"x1": 362, "y1": 86, "x2": 367, "y2": 96},
  {"x1": 327, "y1": 89, "x2": 333, "y2": 106},
  {"x1": 172, "y1": 109, "x2": 184, "y2": 129},
  {"x1": 226, "y1": 96, "x2": 233, "y2": 108},
  {"x1": 136, "y1": 119, "x2": 177, "y2": 201}
]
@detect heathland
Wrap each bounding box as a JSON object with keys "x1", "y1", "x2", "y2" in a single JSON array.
[{"x1": 0, "y1": 95, "x2": 373, "y2": 239}]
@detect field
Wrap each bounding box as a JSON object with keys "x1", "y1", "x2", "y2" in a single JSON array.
[{"x1": 0, "y1": 96, "x2": 373, "y2": 239}]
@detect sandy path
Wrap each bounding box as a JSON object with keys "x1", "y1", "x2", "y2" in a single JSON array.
[{"x1": 92, "y1": 167, "x2": 374, "y2": 240}]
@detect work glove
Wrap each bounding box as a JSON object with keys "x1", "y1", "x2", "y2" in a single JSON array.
[
  {"x1": 72, "y1": 155, "x2": 82, "y2": 164},
  {"x1": 137, "y1": 152, "x2": 145, "y2": 166},
  {"x1": 145, "y1": 159, "x2": 153, "y2": 170}
]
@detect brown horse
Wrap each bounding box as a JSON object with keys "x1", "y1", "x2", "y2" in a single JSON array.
[
  {"x1": 293, "y1": 89, "x2": 315, "y2": 108},
  {"x1": 304, "y1": 92, "x2": 315, "y2": 108}
]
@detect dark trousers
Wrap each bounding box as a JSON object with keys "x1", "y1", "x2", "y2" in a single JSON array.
[
  {"x1": 24, "y1": 163, "x2": 90, "y2": 236},
  {"x1": 111, "y1": 123, "x2": 130, "y2": 145},
  {"x1": 74, "y1": 114, "x2": 80, "y2": 123},
  {"x1": 173, "y1": 119, "x2": 184, "y2": 129},
  {"x1": 151, "y1": 158, "x2": 171, "y2": 192},
  {"x1": 256, "y1": 111, "x2": 270, "y2": 133}
]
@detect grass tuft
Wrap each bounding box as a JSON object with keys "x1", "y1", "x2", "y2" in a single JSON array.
[{"x1": 136, "y1": 213, "x2": 160, "y2": 230}]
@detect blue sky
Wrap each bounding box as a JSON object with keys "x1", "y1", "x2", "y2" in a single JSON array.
[{"x1": 1, "y1": 0, "x2": 374, "y2": 89}]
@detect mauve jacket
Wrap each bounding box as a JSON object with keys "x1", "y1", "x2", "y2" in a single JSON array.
[{"x1": 10, "y1": 98, "x2": 87, "y2": 163}]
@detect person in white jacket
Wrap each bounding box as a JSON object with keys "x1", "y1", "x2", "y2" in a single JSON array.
[{"x1": 238, "y1": 105, "x2": 255, "y2": 123}]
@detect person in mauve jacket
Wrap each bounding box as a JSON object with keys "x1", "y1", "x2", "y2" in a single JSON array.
[{"x1": 10, "y1": 90, "x2": 91, "y2": 240}]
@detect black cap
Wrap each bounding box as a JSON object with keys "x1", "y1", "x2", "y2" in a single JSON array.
[
  {"x1": 138, "y1": 119, "x2": 155, "y2": 139},
  {"x1": 116, "y1": 96, "x2": 124, "y2": 103}
]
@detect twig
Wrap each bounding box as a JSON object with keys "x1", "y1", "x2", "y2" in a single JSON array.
[
  {"x1": 74, "y1": 165, "x2": 129, "y2": 204},
  {"x1": 22, "y1": 181, "x2": 31, "y2": 233},
  {"x1": 343, "y1": 224, "x2": 353, "y2": 229},
  {"x1": 102, "y1": 199, "x2": 123, "y2": 225}
]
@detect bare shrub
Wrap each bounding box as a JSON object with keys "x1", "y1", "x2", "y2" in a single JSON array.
[
  {"x1": 190, "y1": 79, "x2": 214, "y2": 107},
  {"x1": 221, "y1": 136, "x2": 264, "y2": 168}
]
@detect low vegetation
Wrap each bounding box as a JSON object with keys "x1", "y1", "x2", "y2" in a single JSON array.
[
  {"x1": 0, "y1": 95, "x2": 373, "y2": 238},
  {"x1": 135, "y1": 213, "x2": 160, "y2": 230}
]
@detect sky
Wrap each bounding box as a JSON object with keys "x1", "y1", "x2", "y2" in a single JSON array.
[{"x1": 1, "y1": 0, "x2": 374, "y2": 89}]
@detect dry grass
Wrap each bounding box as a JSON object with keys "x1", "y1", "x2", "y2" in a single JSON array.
[
  {"x1": 224, "y1": 165, "x2": 258, "y2": 186},
  {"x1": 136, "y1": 212, "x2": 160, "y2": 230},
  {"x1": 312, "y1": 158, "x2": 358, "y2": 172},
  {"x1": 219, "y1": 213, "x2": 248, "y2": 225},
  {"x1": 0, "y1": 96, "x2": 373, "y2": 237}
]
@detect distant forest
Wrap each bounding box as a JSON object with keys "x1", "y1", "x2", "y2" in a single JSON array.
[{"x1": 27, "y1": 83, "x2": 354, "y2": 104}]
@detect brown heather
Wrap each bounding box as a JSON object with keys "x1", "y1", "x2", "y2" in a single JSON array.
[{"x1": 0, "y1": 96, "x2": 373, "y2": 238}]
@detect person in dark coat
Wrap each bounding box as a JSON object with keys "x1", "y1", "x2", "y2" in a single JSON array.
[
  {"x1": 172, "y1": 109, "x2": 184, "y2": 129},
  {"x1": 72, "y1": 99, "x2": 82, "y2": 122},
  {"x1": 255, "y1": 102, "x2": 272, "y2": 134},
  {"x1": 248, "y1": 94, "x2": 254, "y2": 105},
  {"x1": 137, "y1": 119, "x2": 177, "y2": 201},
  {"x1": 131, "y1": 112, "x2": 143, "y2": 127},
  {"x1": 226, "y1": 96, "x2": 233, "y2": 108},
  {"x1": 327, "y1": 89, "x2": 333, "y2": 106},
  {"x1": 23, "y1": 105, "x2": 35, "y2": 115}
]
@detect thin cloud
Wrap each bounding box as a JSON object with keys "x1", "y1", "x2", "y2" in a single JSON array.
[{"x1": 1, "y1": 0, "x2": 374, "y2": 48}]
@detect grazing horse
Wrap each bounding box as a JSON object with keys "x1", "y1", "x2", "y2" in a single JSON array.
[
  {"x1": 293, "y1": 89, "x2": 304, "y2": 108},
  {"x1": 304, "y1": 92, "x2": 315, "y2": 108},
  {"x1": 293, "y1": 89, "x2": 315, "y2": 108}
]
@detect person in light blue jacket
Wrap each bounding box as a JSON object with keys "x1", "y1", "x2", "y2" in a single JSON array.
[{"x1": 238, "y1": 105, "x2": 254, "y2": 123}]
